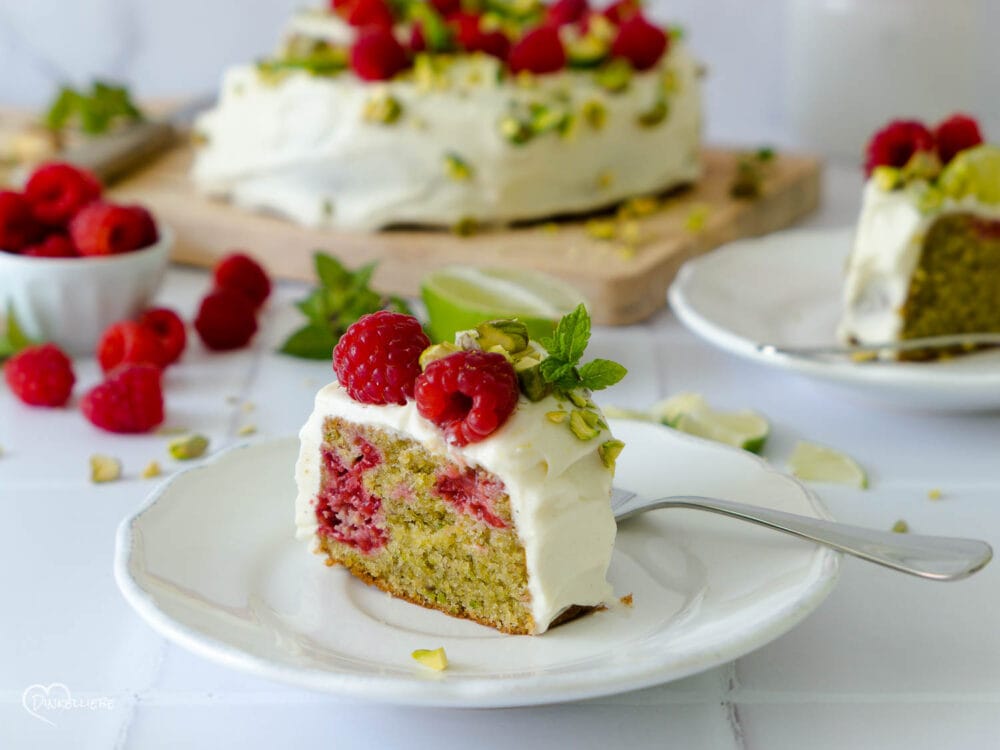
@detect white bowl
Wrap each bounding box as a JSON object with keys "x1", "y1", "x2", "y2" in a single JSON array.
[{"x1": 0, "y1": 224, "x2": 173, "y2": 355}]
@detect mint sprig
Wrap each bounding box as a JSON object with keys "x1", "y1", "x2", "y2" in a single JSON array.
[
  {"x1": 0, "y1": 306, "x2": 38, "y2": 362},
  {"x1": 539, "y1": 304, "x2": 626, "y2": 392},
  {"x1": 279, "y1": 252, "x2": 412, "y2": 360}
]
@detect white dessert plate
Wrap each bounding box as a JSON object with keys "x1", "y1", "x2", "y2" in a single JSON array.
[
  {"x1": 668, "y1": 227, "x2": 1000, "y2": 411},
  {"x1": 115, "y1": 422, "x2": 839, "y2": 707}
]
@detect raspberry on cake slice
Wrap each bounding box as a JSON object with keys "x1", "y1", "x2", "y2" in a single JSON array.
[{"x1": 294, "y1": 307, "x2": 626, "y2": 635}]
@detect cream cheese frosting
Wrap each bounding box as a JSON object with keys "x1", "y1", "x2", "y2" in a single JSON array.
[
  {"x1": 191, "y1": 12, "x2": 702, "y2": 230},
  {"x1": 294, "y1": 382, "x2": 617, "y2": 634},
  {"x1": 838, "y1": 180, "x2": 1000, "y2": 345}
]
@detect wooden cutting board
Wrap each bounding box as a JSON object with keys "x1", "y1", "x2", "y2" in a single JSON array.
[{"x1": 109, "y1": 143, "x2": 820, "y2": 326}]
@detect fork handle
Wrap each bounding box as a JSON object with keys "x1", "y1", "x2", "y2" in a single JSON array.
[{"x1": 618, "y1": 495, "x2": 992, "y2": 581}]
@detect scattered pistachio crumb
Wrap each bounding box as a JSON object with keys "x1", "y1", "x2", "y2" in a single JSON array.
[
  {"x1": 620, "y1": 593, "x2": 634, "y2": 607},
  {"x1": 891, "y1": 519, "x2": 909, "y2": 534},
  {"x1": 168, "y1": 434, "x2": 210, "y2": 461},
  {"x1": 411, "y1": 647, "x2": 448, "y2": 672},
  {"x1": 928, "y1": 488, "x2": 943, "y2": 500},
  {"x1": 90, "y1": 455, "x2": 122, "y2": 483},
  {"x1": 141, "y1": 461, "x2": 162, "y2": 479},
  {"x1": 362, "y1": 91, "x2": 402, "y2": 124},
  {"x1": 237, "y1": 424, "x2": 257, "y2": 437},
  {"x1": 444, "y1": 152, "x2": 474, "y2": 181},
  {"x1": 546, "y1": 410, "x2": 568, "y2": 424},
  {"x1": 684, "y1": 204, "x2": 710, "y2": 232},
  {"x1": 542, "y1": 222, "x2": 560, "y2": 234},
  {"x1": 585, "y1": 218, "x2": 617, "y2": 240},
  {"x1": 598, "y1": 439, "x2": 626, "y2": 469},
  {"x1": 452, "y1": 216, "x2": 479, "y2": 236}
]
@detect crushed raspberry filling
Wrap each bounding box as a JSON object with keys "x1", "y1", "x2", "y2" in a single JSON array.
[
  {"x1": 434, "y1": 466, "x2": 508, "y2": 529},
  {"x1": 315, "y1": 437, "x2": 388, "y2": 553}
]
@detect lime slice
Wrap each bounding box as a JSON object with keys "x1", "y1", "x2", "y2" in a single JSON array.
[
  {"x1": 938, "y1": 144, "x2": 1000, "y2": 205},
  {"x1": 788, "y1": 441, "x2": 868, "y2": 488},
  {"x1": 421, "y1": 266, "x2": 587, "y2": 343},
  {"x1": 650, "y1": 392, "x2": 770, "y2": 453}
]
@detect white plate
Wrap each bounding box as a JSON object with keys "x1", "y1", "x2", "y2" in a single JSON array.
[
  {"x1": 115, "y1": 422, "x2": 839, "y2": 707},
  {"x1": 668, "y1": 227, "x2": 1000, "y2": 411}
]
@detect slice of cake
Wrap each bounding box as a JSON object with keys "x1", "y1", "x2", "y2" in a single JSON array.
[
  {"x1": 192, "y1": 0, "x2": 702, "y2": 230},
  {"x1": 839, "y1": 114, "x2": 1000, "y2": 358},
  {"x1": 294, "y1": 307, "x2": 626, "y2": 634}
]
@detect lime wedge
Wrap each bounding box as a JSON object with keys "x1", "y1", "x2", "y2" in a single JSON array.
[
  {"x1": 651, "y1": 392, "x2": 770, "y2": 453},
  {"x1": 938, "y1": 144, "x2": 1000, "y2": 205},
  {"x1": 788, "y1": 441, "x2": 868, "y2": 488},
  {"x1": 421, "y1": 265, "x2": 587, "y2": 343}
]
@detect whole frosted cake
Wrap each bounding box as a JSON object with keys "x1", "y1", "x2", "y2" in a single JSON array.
[
  {"x1": 294, "y1": 307, "x2": 626, "y2": 634},
  {"x1": 192, "y1": 0, "x2": 702, "y2": 230},
  {"x1": 839, "y1": 114, "x2": 1000, "y2": 357}
]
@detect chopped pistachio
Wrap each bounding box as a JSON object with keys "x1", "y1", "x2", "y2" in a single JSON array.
[
  {"x1": 660, "y1": 69, "x2": 679, "y2": 94},
  {"x1": 362, "y1": 91, "x2": 403, "y2": 124},
  {"x1": 168, "y1": 434, "x2": 210, "y2": 461},
  {"x1": 517, "y1": 361, "x2": 550, "y2": 401},
  {"x1": 444, "y1": 152, "x2": 474, "y2": 180},
  {"x1": 500, "y1": 116, "x2": 533, "y2": 145},
  {"x1": 141, "y1": 461, "x2": 162, "y2": 479},
  {"x1": 515, "y1": 70, "x2": 537, "y2": 89},
  {"x1": 872, "y1": 166, "x2": 902, "y2": 192},
  {"x1": 567, "y1": 390, "x2": 591, "y2": 408},
  {"x1": 684, "y1": 204, "x2": 709, "y2": 232},
  {"x1": 928, "y1": 488, "x2": 943, "y2": 500},
  {"x1": 529, "y1": 103, "x2": 571, "y2": 135},
  {"x1": 569, "y1": 409, "x2": 601, "y2": 440},
  {"x1": 412, "y1": 647, "x2": 448, "y2": 671},
  {"x1": 891, "y1": 519, "x2": 909, "y2": 534},
  {"x1": 598, "y1": 439, "x2": 626, "y2": 469},
  {"x1": 237, "y1": 424, "x2": 257, "y2": 436},
  {"x1": 90, "y1": 455, "x2": 122, "y2": 483},
  {"x1": 620, "y1": 220, "x2": 641, "y2": 245},
  {"x1": 420, "y1": 342, "x2": 461, "y2": 369},
  {"x1": 546, "y1": 410, "x2": 568, "y2": 424},
  {"x1": 452, "y1": 216, "x2": 479, "y2": 236},
  {"x1": 581, "y1": 99, "x2": 607, "y2": 130},
  {"x1": 619, "y1": 196, "x2": 659, "y2": 218},
  {"x1": 567, "y1": 34, "x2": 609, "y2": 69},
  {"x1": 594, "y1": 59, "x2": 632, "y2": 93},
  {"x1": 476, "y1": 320, "x2": 529, "y2": 354},
  {"x1": 588, "y1": 15, "x2": 616, "y2": 42},
  {"x1": 585, "y1": 218, "x2": 617, "y2": 240},
  {"x1": 901, "y1": 149, "x2": 942, "y2": 183},
  {"x1": 637, "y1": 98, "x2": 668, "y2": 127}
]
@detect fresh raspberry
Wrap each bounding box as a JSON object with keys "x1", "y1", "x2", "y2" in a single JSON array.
[
  {"x1": 69, "y1": 202, "x2": 156, "y2": 256},
  {"x1": 3, "y1": 343, "x2": 75, "y2": 407},
  {"x1": 138, "y1": 307, "x2": 187, "y2": 365},
  {"x1": 194, "y1": 288, "x2": 258, "y2": 351},
  {"x1": 24, "y1": 162, "x2": 102, "y2": 227},
  {"x1": 414, "y1": 350, "x2": 519, "y2": 446},
  {"x1": 80, "y1": 363, "x2": 164, "y2": 433},
  {"x1": 611, "y1": 14, "x2": 668, "y2": 71},
  {"x1": 125, "y1": 204, "x2": 159, "y2": 248},
  {"x1": 213, "y1": 252, "x2": 271, "y2": 310},
  {"x1": 603, "y1": 0, "x2": 640, "y2": 24},
  {"x1": 345, "y1": 0, "x2": 395, "y2": 29},
  {"x1": 934, "y1": 114, "x2": 984, "y2": 165},
  {"x1": 0, "y1": 191, "x2": 40, "y2": 252},
  {"x1": 546, "y1": 0, "x2": 589, "y2": 26},
  {"x1": 333, "y1": 311, "x2": 430, "y2": 405},
  {"x1": 97, "y1": 320, "x2": 168, "y2": 373},
  {"x1": 351, "y1": 27, "x2": 410, "y2": 81},
  {"x1": 431, "y1": 0, "x2": 461, "y2": 14},
  {"x1": 22, "y1": 233, "x2": 76, "y2": 258},
  {"x1": 448, "y1": 12, "x2": 510, "y2": 58},
  {"x1": 508, "y1": 26, "x2": 566, "y2": 75},
  {"x1": 863, "y1": 119, "x2": 935, "y2": 177}
]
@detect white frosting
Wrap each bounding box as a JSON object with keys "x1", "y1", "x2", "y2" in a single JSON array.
[
  {"x1": 192, "y1": 14, "x2": 702, "y2": 230},
  {"x1": 838, "y1": 179, "x2": 1000, "y2": 345},
  {"x1": 294, "y1": 382, "x2": 617, "y2": 634}
]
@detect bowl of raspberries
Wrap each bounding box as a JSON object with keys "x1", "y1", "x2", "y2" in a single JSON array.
[{"x1": 0, "y1": 162, "x2": 171, "y2": 354}]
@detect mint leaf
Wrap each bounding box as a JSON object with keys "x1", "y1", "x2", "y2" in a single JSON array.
[
  {"x1": 314, "y1": 252, "x2": 351, "y2": 290},
  {"x1": 540, "y1": 357, "x2": 578, "y2": 389},
  {"x1": 45, "y1": 80, "x2": 142, "y2": 135},
  {"x1": 0, "y1": 306, "x2": 38, "y2": 361},
  {"x1": 541, "y1": 303, "x2": 590, "y2": 363},
  {"x1": 279, "y1": 324, "x2": 338, "y2": 360},
  {"x1": 579, "y1": 359, "x2": 627, "y2": 391}
]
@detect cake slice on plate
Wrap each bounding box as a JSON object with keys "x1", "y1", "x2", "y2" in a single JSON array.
[
  {"x1": 839, "y1": 114, "x2": 1000, "y2": 358},
  {"x1": 294, "y1": 307, "x2": 625, "y2": 634}
]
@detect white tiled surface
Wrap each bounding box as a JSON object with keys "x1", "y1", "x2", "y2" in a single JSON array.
[{"x1": 2, "y1": 165, "x2": 999, "y2": 748}]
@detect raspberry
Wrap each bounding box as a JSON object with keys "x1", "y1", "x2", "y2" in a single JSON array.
[
  {"x1": 213, "y1": 252, "x2": 271, "y2": 309},
  {"x1": 0, "y1": 191, "x2": 40, "y2": 252},
  {"x1": 126, "y1": 204, "x2": 159, "y2": 248},
  {"x1": 138, "y1": 307, "x2": 187, "y2": 365},
  {"x1": 22, "y1": 233, "x2": 76, "y2": 258},
  {"x1": 431, "y1": 0, "x2": 461, "y2": 14},
  {"x1": 24, "y1": 162, "x2": 102, "y2": 227},
  {"x1": 80, "y1": 364, "x2": 164, "y2": 433},
  {"x1": 414, "y1": 350, "x2": 519, "y2": 446},
  {"x1": 3, "y1": 343, "x2": 75, "y2": 407},
  {"x1": 69, "y1": 202, "x2": 156, "y2": 256},
  {"x1": 345, "y1": 0, "x2": 395, "y2": 28},
  {"x1": 863, "y1": 119, "x2": 935, "y2": 177},
  {"x1": 508, "y1": 26, "x2": 566, "y2": 75},
  {"x1": 449, "y1": 13, "x2": 511, "y2": 59},
  {"x1": 611, "y1": 14, "x2": 668, "y2": 71},
  {"x1": 934, "y1": 114, "x2": 984, "y2": 165},
  {"x1": 351, "y1": 27, "x2": 410, "y2": 81},
  {"x1": 194, "y1": 288, "x2": 258, "y2": 351},
  {"x1": 603, "y1": 0, "x2": 640, "y2": 24},
  {"x1": 97, "y1": 320, "x2": 168, "y2": 373},
  {"x1": 333, "y1": 311, "x2": 430, "y2": 405},
  {"x1": 546, "y1": 0, "x2": 589, "y2": 26}
]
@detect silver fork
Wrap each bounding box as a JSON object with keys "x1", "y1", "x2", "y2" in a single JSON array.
[
  {"x1": 611, "y1": 488, "x2": 992, "y2": 581},
  {"x1": 756, "y1": 332, "x2": 1000, "y2": 361}
]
